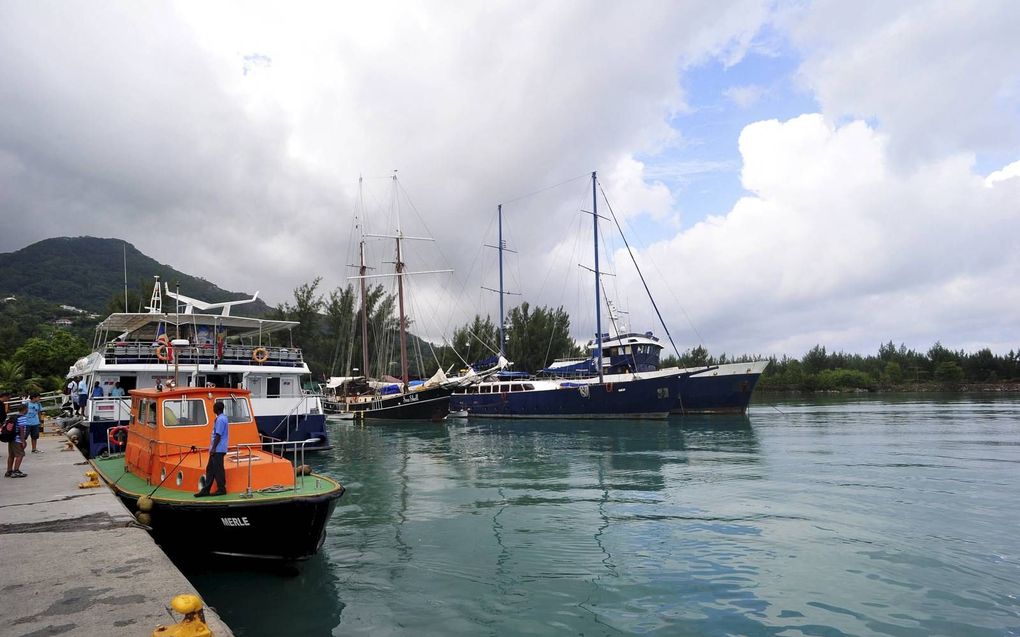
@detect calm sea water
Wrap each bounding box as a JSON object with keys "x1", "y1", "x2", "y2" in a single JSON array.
[{"x1": 184, "y1": 394, "x2": 1020, "y2": 636}]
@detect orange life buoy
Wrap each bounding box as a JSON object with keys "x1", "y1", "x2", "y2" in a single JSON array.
[
  {"x1": 252, "y1": 347, "x2": 269, "y2": 363},
  {"x1": 155, "y1": 344, "x2": 170, "y2": 362},
  {"x1": 108, "y1": 426, "x2": 128, "y2": 448}
]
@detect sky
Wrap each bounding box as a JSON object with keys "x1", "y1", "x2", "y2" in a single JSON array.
[{"x1": 1, "y1": 1, "x2": 1018, "y2": 359}]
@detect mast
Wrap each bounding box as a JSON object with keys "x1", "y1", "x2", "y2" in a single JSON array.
[
  {"x1": 498, "y1": 204, "x2": 505, "y2": 356},
  {"x1": 357, "y1": 177, "x2": 370, "y2": 377},
  {"x1": 482, "y1": 205, "x2": 518, "y2": 359},
  {"x1": 395, "y1": 231, "x2": 409, "y2": 388},
  {"x1": 358, "y1": 237, "x2": 370, "y2": 377},
  {"x1": 593, "y1": 171, "x2": 604, "y2": 384}
]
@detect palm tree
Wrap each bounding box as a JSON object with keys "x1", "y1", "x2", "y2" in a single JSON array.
[{"x1": 0, "y1": 359, "x2": 26, "y2": 394}]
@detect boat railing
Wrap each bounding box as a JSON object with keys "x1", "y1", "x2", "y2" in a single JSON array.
[
  {"x1": 265, "y1": 393, "x2": 320, "y2": 441},
  {"x1": 235, "y1": 438, "x2": 321, "y2": 498},
  {"x1": 102, "y1": 341, "x2": 305, "y2": 367},
  {"x1": 132, "y1": 433, "x2": 320, "y2": 497}
]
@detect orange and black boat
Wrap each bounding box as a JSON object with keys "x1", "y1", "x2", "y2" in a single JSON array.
[{"x1": 89, "y1": 386, "x2": 345, "y2": 560}]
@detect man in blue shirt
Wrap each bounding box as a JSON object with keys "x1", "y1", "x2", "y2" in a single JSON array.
[
  {"x1": 25, "y1": 393, "x2": 43, "y2": 453},
  {"x1": 195, "y1": 400, "x2": 229, "y2": 497}
]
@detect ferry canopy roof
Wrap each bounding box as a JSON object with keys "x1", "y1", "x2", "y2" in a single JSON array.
[{"x1": 97, "y1": 313, "x2": 299, "y2": 338}]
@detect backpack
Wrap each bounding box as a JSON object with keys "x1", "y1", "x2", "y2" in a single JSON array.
[{"x1": 0, "y1": 418, "x2": 15, "y2": 443}]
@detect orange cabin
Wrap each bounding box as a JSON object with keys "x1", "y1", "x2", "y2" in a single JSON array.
[{"x1": 123, "y1": 387, "x2": 295, "y2": 494}]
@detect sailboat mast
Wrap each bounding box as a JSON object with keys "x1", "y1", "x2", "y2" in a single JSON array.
[
  {"x1": 497, "y1": 204, "x2": 505, "y2": 357},
  {"x1": 593, "y1": 171, "x2": 604, "y2": 384},
  {"x1": 395, "y1": 233, "x2": 409, "y2": 388},
  {"x1": 358, "y1": 238, "x2": 370, "y2": 377}
]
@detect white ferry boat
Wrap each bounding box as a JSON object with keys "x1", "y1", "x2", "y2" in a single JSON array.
[{"x1": 66, "y1": 277, "x2": 330, "y2": 456}]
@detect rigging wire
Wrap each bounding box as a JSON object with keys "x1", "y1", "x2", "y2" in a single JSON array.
[{"x1": 596, "y1": 181, "x2": 689, "y2": 359}]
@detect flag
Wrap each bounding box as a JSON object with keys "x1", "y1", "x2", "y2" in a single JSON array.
[
  {"x1": 155, "y1": 322, "x2": 173, "y2": 363},
  {"x1": 215, "y1": 325, "x2": 225, "y2": 368}
]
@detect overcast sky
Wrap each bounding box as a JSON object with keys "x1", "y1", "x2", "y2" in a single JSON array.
[{"x1": 2, "y1": 1, "x2": 1018, "y2": 358}]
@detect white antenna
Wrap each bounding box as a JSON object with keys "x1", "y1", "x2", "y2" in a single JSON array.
[{"x1": 146, "y1": 276, "x2": 162, "y2": 314}]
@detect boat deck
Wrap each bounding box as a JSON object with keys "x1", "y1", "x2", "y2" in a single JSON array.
[{"x1": 92, "y1": 455, "x2": 343, "y2": 503}]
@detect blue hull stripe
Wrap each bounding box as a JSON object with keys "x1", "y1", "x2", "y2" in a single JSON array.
[{"x1": 451, "y1": 376, "x2": 678, "y2": 418}]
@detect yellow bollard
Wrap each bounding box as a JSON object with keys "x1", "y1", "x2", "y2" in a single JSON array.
[
  {"x1": 78, "y1": 470, "x2": 101, "y2": 489},
  {"x1": 152, "y1": 594, "x2": 213, "y2": 637}
]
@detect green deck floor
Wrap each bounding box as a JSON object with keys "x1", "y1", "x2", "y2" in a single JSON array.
[{"x1": 91, "y1": 455, "x2": 343, "y2": 503}]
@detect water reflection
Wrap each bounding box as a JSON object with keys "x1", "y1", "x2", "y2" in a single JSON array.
[{"x1": 180, "y1": 553, "x2": 343, "y2": 636}]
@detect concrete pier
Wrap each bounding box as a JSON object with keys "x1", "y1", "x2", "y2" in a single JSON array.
[{"x1": 0, "y1": 431, "x2": 233, "y2": 636}]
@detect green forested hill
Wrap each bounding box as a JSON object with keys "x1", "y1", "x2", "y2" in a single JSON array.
[{"x1": 0, "y1": 236, "x2": 272, "y2": 315}]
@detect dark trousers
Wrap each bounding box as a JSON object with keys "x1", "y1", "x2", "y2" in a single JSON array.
[{"x1": 204, "y1": 452, "x2": 227, "y2": 494}]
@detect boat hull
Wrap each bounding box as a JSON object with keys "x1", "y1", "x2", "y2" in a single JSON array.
[
  {"x1": 348, "y1": 386, "x2": 453, "y2": 421},
  {"x1": 670, "y1": 362, "x2": 768, "y2": 415},
  {"x1": 121, "y1": 491, "x2": 339, "y2": 560},
  {"x1": 451, "y1": 375, "x2": 681, "y2": 419},
  {"x1": 93, "y1": 465, "x2": 344, "y2": 561}
]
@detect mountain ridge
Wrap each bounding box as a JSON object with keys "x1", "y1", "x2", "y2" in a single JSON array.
[{"x1": 0, "y1": 236, "x2": 273, "y2": 316}]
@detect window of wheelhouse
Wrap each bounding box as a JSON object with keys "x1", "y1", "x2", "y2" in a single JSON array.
[
  {"x1": 222, "y1": 396, "x2": 252, "y2": 424},
  {"x1": 138, "y1": 399, "x2": 157, "y2": 427},
  {"x1": 162, "y1": 399, "x2": 208, "y2": 427}
]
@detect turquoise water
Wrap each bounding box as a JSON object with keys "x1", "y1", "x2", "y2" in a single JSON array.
[{"x1": 185, "y1": 394, "x2": 1020, "y2": 636}]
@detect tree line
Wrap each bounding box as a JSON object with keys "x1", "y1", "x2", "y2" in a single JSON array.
[{"x1": 664, "y1": 341, "x2": 1020, "y2": 391}]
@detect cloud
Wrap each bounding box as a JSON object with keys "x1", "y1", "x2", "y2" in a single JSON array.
[
  {"x1": 1, "y1": 1, "x2": 1017, "y2": 360},
  {"x1": 783, "y1": 0, "x2": 1020, "y2": 164},
  {"x1": 615, "y1": 114, "x2": 1020, "y2": 356},
  {"x1": 0, "y1": 0, "x2": 771, "y2": 317}
]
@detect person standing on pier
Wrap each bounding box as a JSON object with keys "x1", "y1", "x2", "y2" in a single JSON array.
[
  {"x1": 76, "y1": 376, "x2": 88, "y2": 416},
  {"x1": 195, "y1": 400, "x2": 228, "y2": 497},
  {"x1": 4, "y1": 404, "x2": 28, "y2": 477},
  {"x1": 25, "y1": 393, "x2": 43, "y2": 453}
]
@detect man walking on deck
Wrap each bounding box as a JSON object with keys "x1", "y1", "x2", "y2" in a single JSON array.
[
  {"x1": 195, "y1": 400, "x2": 228, "y2": 497},
  {"x1": 25, "y1": 393, "x2": 43, "y2": 453}
]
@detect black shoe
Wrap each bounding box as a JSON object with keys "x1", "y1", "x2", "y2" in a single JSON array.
[
  {"x1": 4, "y1": 471, "x2": 11, "y2": 478},
  {"x1": 194, "y1": 490, "x2": 210, "y2": 498}
]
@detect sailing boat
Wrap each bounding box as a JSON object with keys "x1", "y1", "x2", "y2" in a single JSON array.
[
  {"x1": 331, "y1": 175, "x2": 485, "y2": 421},
  {"x1": 450, "y1": 172, "x2": 686, "y2": 419}
]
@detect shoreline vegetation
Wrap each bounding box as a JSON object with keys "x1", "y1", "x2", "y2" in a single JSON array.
[{"x1": 664, "y1": 342, "x2": 1020, "y2": 394}]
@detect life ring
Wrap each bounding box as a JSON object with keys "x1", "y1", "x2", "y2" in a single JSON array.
[
  {"x1": 108, "y1": 426, "x2": 128, "y2": 448},
  {"x1": 252, "y1": 347, "x2": 270, "y2": 364},
  {"x1": 605, "y1": 383, "x2": 613, "y2": 393},
  {"x1": 155, "y1": 345, "x2": 170, "y2": 362}
]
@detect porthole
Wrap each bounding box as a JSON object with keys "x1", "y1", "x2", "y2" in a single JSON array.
[{"x1": 177, "y1": 471, "x2": 184, "y2": 487}]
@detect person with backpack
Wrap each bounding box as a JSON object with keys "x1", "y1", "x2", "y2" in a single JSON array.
[{"x1": 4, "y1": 404, "x2": 28, "y2": 477}]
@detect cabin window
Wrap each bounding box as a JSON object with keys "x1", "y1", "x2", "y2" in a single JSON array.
[
  {"x1": 480, "y1": 385, "x2": 491, "y2": 394},
  {"x1": 523, "y1": 384, "x2": 534, "y2": 391},
  {"x1": 222, "y1": 397, "x2": 252, "y2": 424},
  {"x1": 511, "y1": 384, "x2": 524, "y2": 392},
  {"x1": 139, "y1": 399, "x2": 157, "y2": 427},
  {"x1": 163, "y1": 399, "x2": 209, "y2": 427}
]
